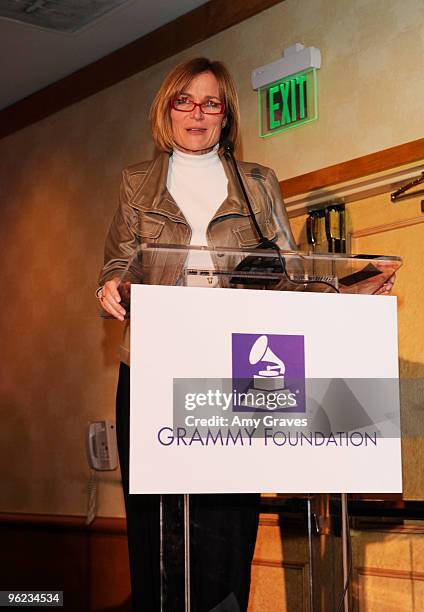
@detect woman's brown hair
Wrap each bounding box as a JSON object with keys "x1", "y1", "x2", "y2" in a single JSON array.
[{"x1": 150, "y1": 57, "x2": 240, "y2": 152}]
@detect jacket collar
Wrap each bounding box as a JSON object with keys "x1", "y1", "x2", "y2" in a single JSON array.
[{"x1": 129, "y1": 150, "x2": 260, "y2": 220}]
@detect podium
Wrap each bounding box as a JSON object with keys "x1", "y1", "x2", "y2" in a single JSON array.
[{"x1": 119, "y1": 245, "x2": 402, "y2": 611}]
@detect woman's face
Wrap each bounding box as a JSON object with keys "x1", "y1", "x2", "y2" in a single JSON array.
[{"x1": 170, "y1": 71, "x2": 225, "y2": 154}]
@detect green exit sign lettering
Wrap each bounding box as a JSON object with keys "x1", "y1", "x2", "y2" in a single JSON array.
[{"x1": 258, "y1": 68, "x2": 318, "y2": 137}]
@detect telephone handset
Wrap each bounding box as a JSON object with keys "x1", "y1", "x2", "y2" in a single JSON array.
[{"x1": 87, "y1": 420, "x2": 118, "y2": 471}]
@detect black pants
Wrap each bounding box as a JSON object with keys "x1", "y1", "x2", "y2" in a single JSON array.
[{"x1": 116, "y1": 362, "x2": 260, "y2": 612}]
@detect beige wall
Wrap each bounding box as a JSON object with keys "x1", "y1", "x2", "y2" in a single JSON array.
[{"x1": 1, "y1": 0, "x2": 423, "y2": 517}]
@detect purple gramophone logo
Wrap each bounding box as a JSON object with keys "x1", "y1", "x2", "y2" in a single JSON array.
[{"x1": 232, "y1": 333, "x2": 306, "y2": 412}]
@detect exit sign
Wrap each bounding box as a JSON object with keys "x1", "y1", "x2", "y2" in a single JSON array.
[{"x1": 258, "y1": 68, "x2": 318, "y2": 137}]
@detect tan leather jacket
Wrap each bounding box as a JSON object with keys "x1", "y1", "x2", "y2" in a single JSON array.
[{"x1": 99, "y1": 150, "x2": 296, "y2": 364}]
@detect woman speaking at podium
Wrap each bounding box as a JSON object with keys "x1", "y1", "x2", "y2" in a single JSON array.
[{"x1": 97, "y1": 57, "x2": 297, "y2": 611}]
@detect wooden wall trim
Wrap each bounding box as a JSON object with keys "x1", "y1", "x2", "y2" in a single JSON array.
[
  {"x1": 280, "y1": 138, "x2": 424, "y2": 199},
  {"x1": 351, "y1": 216, "x2": 424, "y2": 239},
  {"x1": 352, "y1": 521, "x2": 424, "y2": 535},
  {"x1": 357, "y1": 566, "x2": 424, "y2": 582},
  {"x1": 0, "y1": 512, "x2": 127, "y2": 534},
  {"x1": 2, "y1": 506, "x2": 423, "y2": 534},
  {"x1": 257, "y1": 513, "x2": 280, "y2": 526},
  {"x1": 0, "y1": 511, "x2": 280, "y2": 532},
  {"x1": 0, "y1": 0, "x2": 284, "y2": 139},
  {"x1": 252, "y1": 558, "x2": 307, "y2": 570}
]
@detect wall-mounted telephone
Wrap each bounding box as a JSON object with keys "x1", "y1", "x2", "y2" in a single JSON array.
[{"x1": 86, "y1": 420, "x2": 118, "y2": 471}]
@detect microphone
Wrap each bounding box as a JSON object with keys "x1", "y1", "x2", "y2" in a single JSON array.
[{"x1": 222, "y1": 139, "x2": 233, "y2": 154}]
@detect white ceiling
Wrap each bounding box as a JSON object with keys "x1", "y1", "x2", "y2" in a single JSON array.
[{"x1": 0, "y1": 0, "x2": 211, "y2": 111}]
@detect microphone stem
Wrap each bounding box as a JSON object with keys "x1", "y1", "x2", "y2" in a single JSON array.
[{"x1": 224, "y1": 148, "x2": 269, "y2": 246}]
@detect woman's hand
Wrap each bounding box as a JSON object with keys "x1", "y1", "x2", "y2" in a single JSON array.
[
  {"x1": 374, "y1": 272, "x2": 396, "y2": 295},
  {"x1": 340, "y1": 270, "x2": 397, "y2": 295},
  {"x1": 98, "y1": 277, "x2": 126, "y2": 321}
]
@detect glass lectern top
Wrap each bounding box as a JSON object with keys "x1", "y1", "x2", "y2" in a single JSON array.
[{"x1": 108, "y1": 244, "x2": 401, "y2": 316}]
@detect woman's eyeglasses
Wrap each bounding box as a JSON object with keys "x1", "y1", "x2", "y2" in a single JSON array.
[{"x1": 172, "y1": 97, "x2": 225, "y2": 115}]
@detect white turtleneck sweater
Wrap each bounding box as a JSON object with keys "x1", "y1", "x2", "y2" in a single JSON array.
[{"x1": 167, "y1": 145, "x2": 228, "y2": 284}]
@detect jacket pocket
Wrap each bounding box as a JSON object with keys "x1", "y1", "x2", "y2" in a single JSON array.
[
  {"x1": 233, "y1": 221, "x2": 277, "y2": 247},
  {"x1": 136, "y1": 214, "x2": 166, "y2": 240}
]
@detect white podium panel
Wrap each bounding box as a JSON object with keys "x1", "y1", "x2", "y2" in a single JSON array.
[{"x1": 130, "y1": 286, "x2": 402, "y2": 494}]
